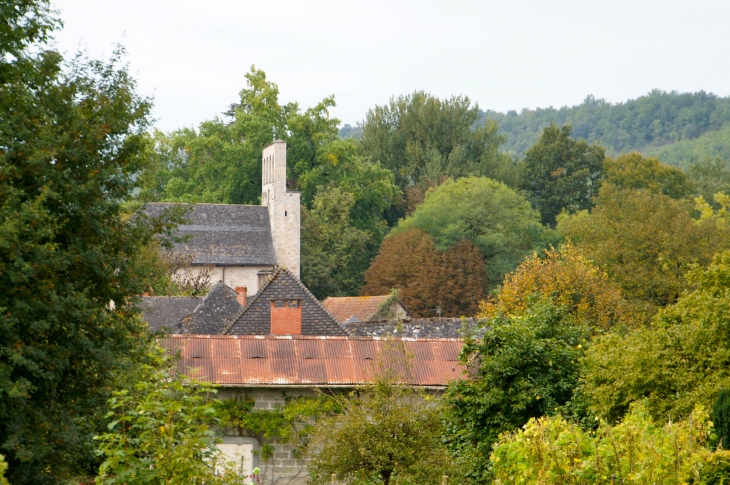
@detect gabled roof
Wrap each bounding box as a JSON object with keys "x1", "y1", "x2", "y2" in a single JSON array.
[
  {"x1": 322, "y1": 295, "x2": 413, "y2": 323},
  {"x1": 160, "y1": 335, "x2": 466, "y2": 387},
  {"x1": 138, "y1": 296, "x2": 202, "y2": 332},
  {"x1": 145, "y1": 203, "x2": 276, "y2": 266},
  {"x1": 179, "y1": 282, "x2": 243, "y2": 334},
  {"x1": 224, "y1": 267, "x2": 348, "y2": 336}
]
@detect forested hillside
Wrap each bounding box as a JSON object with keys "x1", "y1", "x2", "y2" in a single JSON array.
[{"x1": 481, "y1": 90, "x2": 730, "y2": 161}]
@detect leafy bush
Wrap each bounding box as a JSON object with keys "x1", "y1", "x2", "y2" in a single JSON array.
[
  {"x1": 0, "y1": 455, "x2": 8, "y2": 485},
  {"x1": 688, "y1": 451, "x2": 730, "y2": 485},
  {"x1": 492, "y1": 403, "x2": 712, "y2": 485}
]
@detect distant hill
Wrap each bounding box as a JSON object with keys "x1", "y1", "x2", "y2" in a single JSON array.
[{"x1": 480, "y1": 90, "x2": 730, "y2": 165}]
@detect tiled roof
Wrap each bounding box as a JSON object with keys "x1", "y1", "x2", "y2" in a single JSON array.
[
  {"x1": 345, "y1": 318, "x2": 477, "y2": 339},
  {"x1": 322, "y1": 295, "x2": 391, "y2": 323},
  {"x1": 145, "y1": 203, "x2": 276, "y2": 266},
  {"x1": 160, "y1": 335, "x2": 466, "y2": 387},
  {"x1": 224, "y1": 268, "x2": 348, "y2": 336},
  {"x1": 138, "y1": 296, "x2": 202, "y2": 332},
  {"x1": 179, "y1": 282, "x2": 243, "y2": 334}
]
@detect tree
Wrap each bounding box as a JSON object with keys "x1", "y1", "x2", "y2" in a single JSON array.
[
  {"x1": 603, "y1": 151, "x2": 694, "y2": 199},
  {"x1": 358, "y1": 91, "x2": 517, "y2": 220},
  {"x1": 361, "y1": 228, "x2": 488, "y2": 317},
  {"x1": 0, "y1": 3, "x2": 174, "y2": 481},
  {"x1": 443, "y1": 299, "x2": 589, "y2": 483},
  {"x1": 95, "y1": 346, "x2": 237, "y2": 485},
  {"x1": 136, "y1": 67, "x2": 340, "y2": 205},
  {"x1": 307, "y1": 377, "x2": 452, "y2": 485},
  {"x1": 481, "y1": 243, "x2": 638, "y2": 330},
  {"x1": 712, "y1": 389, "x2": 730, "y2": 449},
  {"x1": 583, "y1": 250, "x2": 730, "y2": 423},
  {"x1": 301, "y1": 187, "x2": 377, "y2": 299},
  {"x1": 491, "y1": 403, "x2": 712, "y2": 485},
  {"x1": 688, "y1": 157, "x2": 730, "y2": 208},
  {"x1": 392, "y1": 176, "x2": 556, "y2": 291},
  {"x1": 520, "y1": 124, "x2": 605, "y2": 226},
  {"x1": 557, "y1": 184, "x2": 730, "y2": 316}
]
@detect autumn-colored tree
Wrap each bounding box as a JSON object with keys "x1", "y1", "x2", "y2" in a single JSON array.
[
  {"x1": 361, "y1": 229, "x2": 487, "y2": 317},
  {"x1": 481, "y1": 244, "x2": 639, "y2": 330},
  {"x1": 603, "y1": 151, "x2": 693, "y2": 199},
  {"x1": 557, "y1": 184, "x2": 730, "y2": 316}
]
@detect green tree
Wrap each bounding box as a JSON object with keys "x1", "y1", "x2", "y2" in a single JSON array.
[
  {"x1": 301, "y1": 187, "x2": 377, "y2": 299},
  {"x1": 712, "y1": 390, "x2": 730, "y2": 449},
  {"x1": 95, "y1": 346, "x2": 237, "y2": 485},
  {"x1": 393, "y1": 176, "x2": 555, "y2": 290},
  {"x1": 583, "y1": 250, "x2": 730, "y2": 423},
  {"x1": 557, "y1": 184, "x2": 730, "y2": 316},
  {"x1": 307, "y1": 377, "x2": 452, "y2": 485},
  {"x1": 0, "y1": 3, "x2": 177, "y2": 482},
  {"x1": 520, "y1": 124, "x2": 605, "y2": 226},
  {"x1": 688, "y1": 157, "x2": 730, "y2": 207},
  {"x1": 603, "y1": 151, "x2": 694, "y2": 199},
  {"x1": 137, "y1": 67, "x2": 340, "y2": 205},
  {"x1": 443, "y1": 299, "x2": 589, "y2": 483},
  {"x1": 361, "y1": 228, "x2": 488, "y2": 317},
  {"x1": 358, "y1": 91, "x2": 516, "y2": 220}
]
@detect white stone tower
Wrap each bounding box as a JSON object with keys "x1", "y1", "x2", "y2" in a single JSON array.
[{"x1": 261, "y1": 140, "x2": 301, "y2": 277}]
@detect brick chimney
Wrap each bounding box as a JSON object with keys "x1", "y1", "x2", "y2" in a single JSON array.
[
  {"x1": 234, "y1": 287, "x2": 247, "y2": 307},
  {"x1": 270, "y1": 300, "x2": 302, "y2": 335}
]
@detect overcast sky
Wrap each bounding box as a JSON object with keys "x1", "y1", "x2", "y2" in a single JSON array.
[{"x1": 51, "y1": 0, "x2": 730, "y2": 132}]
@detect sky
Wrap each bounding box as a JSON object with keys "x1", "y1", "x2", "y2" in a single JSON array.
[{"x1": 51, "y1": 0, "x2": 730, "y2": 133}]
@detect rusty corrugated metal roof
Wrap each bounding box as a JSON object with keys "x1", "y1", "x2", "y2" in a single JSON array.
[{"x1": 159, "y1": 335, "x2": 466, "y2": 387}]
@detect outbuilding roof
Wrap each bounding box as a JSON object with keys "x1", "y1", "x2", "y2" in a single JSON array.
[
  {"x1": 160, "y1": 335, "x2": 466, "y2": 387},
  {"x1": 322, "y1": 295, "x2": 413, "y2": 323},
  {"x1": 138, "y1": 296, "x2": 202, "y2": 332},
  {"x1": 145, "y1": 203, "x2": 276, "y2": 266}
]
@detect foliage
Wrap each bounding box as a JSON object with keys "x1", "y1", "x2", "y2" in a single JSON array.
[
  {"x1": 443, "y1": 299, "x2": 589, "y2": 483},
  {"x1": 361, "y1": 228, "x2": 487, "y2": 317},
  {"x1": 648, "y1": 124, "x2": 730, "y2": 170},
  {"x1": 393, "y1": 176, "x2": 556, "y2": 290},
  {"x1": 519, "y1": 124, "x2": 605, "y2": 226},
  {"x1": 0, "y1": 454, "x2": 7, "y2": 485},
  {"x1": 557, "y1": 184, "x2": 730, "y2": 315},
  {"x1": 688, "y1": 157, "x2": 730, "y2": 208},
  {"x1": 0, "y1": 4, "x2": 187, "y2": 480},
  {"x1": 214, "y1": 393, "x2": 342, "y2": 462},
  {"x1": 491, "y1": 403, "x2": 712, "y2": 485},
  {"x1": 301, "y1": 187, "x2": 379, "y2": 298},
  {"x1": 482, "y1": 90, "x2": 730, "y2": 157},
  {"x1": 136, "y1": 67, "x2": 340, "y2": 205},
  {"x1": 481, "y1": 243, "x2": 638, "y2": 330},
  {"x1": 604, "y1": 151, "x2": 694, "y2": 199},
  {"x1": 712, "y1": 390, "x2": 730, "y2": 450},
  {"x1": 583, "y1": 250, "x2": 730, "y2": 423},
  {"x1": 307, "y1": 378, "x2": 452, "y2": 485},
  {"x1": 688, "y1": 450, "x2": 730, "y2": 485},
  {"x1": 95, "y1": 345, "x2": 236, "y2": 485},
  {"x1": 358, "y1": 91, "x2": 518, "y2": 221}
]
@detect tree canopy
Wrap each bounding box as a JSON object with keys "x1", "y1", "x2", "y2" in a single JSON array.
[
  {"x1": 361, "y1": 228, "x2": 487, "y2": 317},
  {"x1": 603, "y1": 151, "x2": 693, "y2": 199},
  {"x1": 392, "y1": 176, "x2": 555, "y2": 290},
  {"x1": 519, "y1": 124, "x2": 605, "y2": 226}
]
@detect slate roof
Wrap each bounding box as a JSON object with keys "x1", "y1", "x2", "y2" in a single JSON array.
[
  {"x1": 138, "y1": 296, "x2": 202, "y2": 332},
  {"x1": 160, "y1": 335, "x2": 466, "y2": 387},
  {"x1": 345, "y1": 318, "x2": 477, "y2": 339},
  {"x1": 322, "y1": 296, "x2": 413, "y2": 323},
  {"x1": 224, "y1": 268, "x2": 349, "y2": 336},
  {"x1": 145, "y1": 203, "x2": 276, "y2": 265},
  {"x1": 179, "y1": 282, "x2": 243, "y2": 334}
]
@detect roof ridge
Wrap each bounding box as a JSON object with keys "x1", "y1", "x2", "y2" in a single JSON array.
[
  {"x1": 278, "y1": 267, "x2": 352, "y2": 336},
  {"x1": 221, "y1": 267, "x2": 280, "y2": 334}
]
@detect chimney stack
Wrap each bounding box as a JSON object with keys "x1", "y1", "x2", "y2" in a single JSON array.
[{"x1": 234, "y1": 287, "x2": 247, "y2": 307}]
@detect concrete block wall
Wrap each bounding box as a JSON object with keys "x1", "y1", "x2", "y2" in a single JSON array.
[{"x1": 217, "y1": 387, "x2": 318, "y2": 485}]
